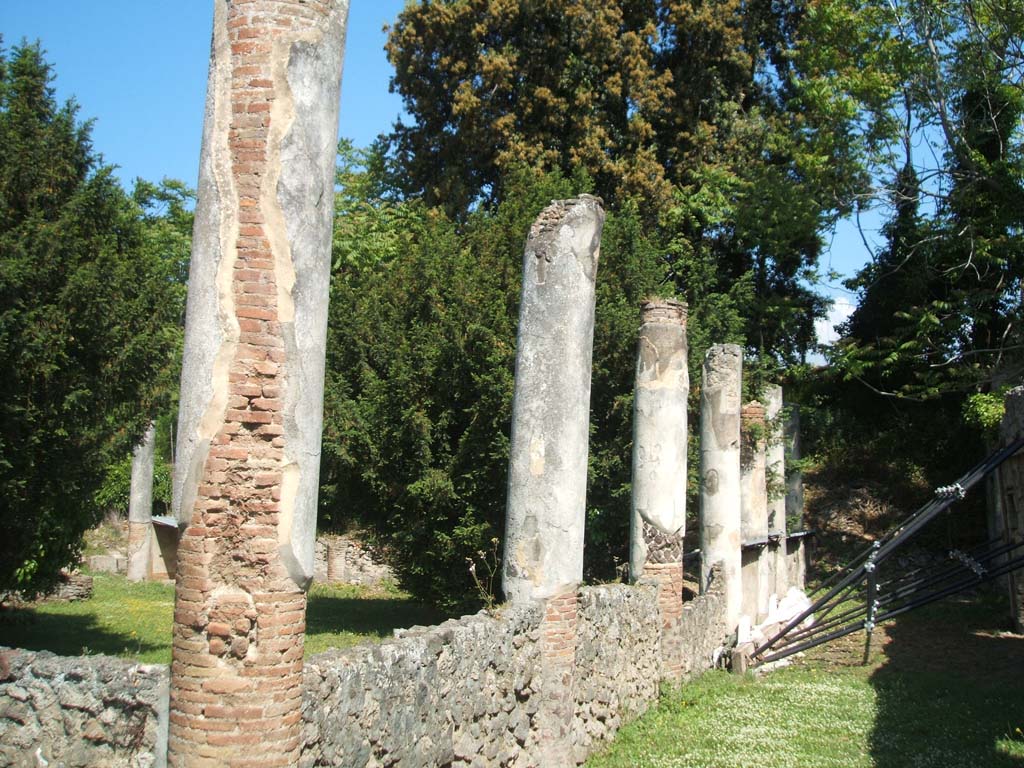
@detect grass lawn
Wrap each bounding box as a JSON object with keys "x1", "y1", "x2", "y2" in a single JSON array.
[
  {"x1": 1, "y1": 572, "x2": 447, "y2": 664},
  {"x1": 587, "y1": 594, "x2": 1024, "y2": 768}
]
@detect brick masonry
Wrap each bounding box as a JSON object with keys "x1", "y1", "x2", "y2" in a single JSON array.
[{"x1": 168, "y1": 2, "x2": 345, "y2": 765}]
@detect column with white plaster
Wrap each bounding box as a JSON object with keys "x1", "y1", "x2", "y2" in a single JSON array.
[
  {"x1": 740, "y1": 401, "x2": 770, "y2": 622},
  {"x1": 126, "y1": 423, "x2": 156, "y2": 582},
  {"x1": 699, "y1": 344, "x2": 743, "y2": 632},
  {"x1": 765, "y1": 385, "x2": 788, "y2": 600}
]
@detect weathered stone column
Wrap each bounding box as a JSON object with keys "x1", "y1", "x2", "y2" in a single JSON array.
[
  {"x1": 502, "y1": 194, "x2": 604, "y2": 603},
  {"x1": 740, "y1": 401, "x2": 770, "y2": 622},
  {"x1": 785, "y1": 406, "x2": 807, "y2": 590},
  {"x1": 502, "y1": 195, "x2": 603, "y2": 767},
  {"x1": 699, "y1": 344, "x2": 743, "y2": 633},
  {"x1": 629, "y1": 300, "x2": 688, "y2": 663},
  {"x1": 765, "y1": 385, "x2": 788, "y2": 599},
  {"x1": 127, "y1": 423, "x2": 157, "y2": 582},
  {"x1": 168, "y1": 2, "x2": 348, "y2": 765},
  {"x1": 999, "y1": 386, "x2": 1024, "y2": 632}
]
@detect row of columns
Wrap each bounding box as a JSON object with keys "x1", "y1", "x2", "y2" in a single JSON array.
[
  {"x1": 500, "y1": 199, "x2": 804, "y2": 763},
  {"x1": 162, "y1": 4, "x2": 805, "y2": 760}
]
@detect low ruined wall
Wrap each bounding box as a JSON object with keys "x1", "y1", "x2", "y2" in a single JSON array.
[
  {"x1": 300, "y1": 603, "x2": 546, "y2": 767},
  {"x1": 301, "y1": 577, "x2": 727, "y2": 767},
  {"x1": 0, "y1": 577, "x2": 728, "y2": 767},
  {"x1": 570, "y1": 584, "x2": 661, "y2": 762},
  {"x1": 666, "y1": 568, "x2": 729, "y2": 679},
  {"x1": 0, "y1": 648, "x2": 167, "y2": 768}
]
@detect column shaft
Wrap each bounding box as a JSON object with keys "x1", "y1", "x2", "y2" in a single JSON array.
[
  {"x1": 699, "y1": 344, "x2": 743, "y2": 632},
  {"x1": 168, "y1": 2, "x2": 348, "y2": 765},
  {"x1": 502, "y1": 195, "x2": 604, "y2": 604},
  {"x1": 127, "y1": 423, "x2": 157, "y2": 582}
]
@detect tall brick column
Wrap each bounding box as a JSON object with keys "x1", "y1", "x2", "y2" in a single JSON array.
[
  {"x1": 127, "y1": 422, "x2": 156, "y2": 582},
  {"x1": 503, "y1": 196, "x2": 604, "y2": 766},
  {"x1": 168, "y1": 2, "x2": 348, "y2": 765},
  {"x1": 629, "y1": 299, "x2": 688, "y2": 674}
]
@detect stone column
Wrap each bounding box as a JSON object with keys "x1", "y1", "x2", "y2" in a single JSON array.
[
  {"x1": 765, "y1": 385, "x2": 788, "y2": 600},
  {"x1": 785, "y1": 406, "x2": 807, "y2": 590},
  {"x1": 168, "y1": 2, "x2": 348, "y2": 765},
  {"x1": 740, "y1": 401, "x2": 770, "y2": 622},
  {"x1": 502, "y1": 195, "x2": 604, "y2": 604},
  {"x1": 629, "y1": 300, "x2": 688, "y2": 662},
  {"x1": 699, "y1": 344, "x2": 743, "y2": 633},
  {"x1": 1000, "y1": 386, "x2": 1024, "y2": 632},
  {"x1": 127, "y1": 423, "x2": 157, "y2": 582},
  {"x1": 502, "y1": 195, "x2": 603, "y2": 767}
]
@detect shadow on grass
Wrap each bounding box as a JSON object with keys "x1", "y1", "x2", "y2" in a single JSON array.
[
  {"x1": 305, "y1": 589, "x2": 448, "y2": 642},
  {"x1": 0, "y1": 608, "x2": 166, "y2": 659},
  {"x1": 869, "y1": 596, "x2": 1024, "y2": 767}
]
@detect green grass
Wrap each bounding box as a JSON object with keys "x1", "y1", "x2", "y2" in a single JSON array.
[
  {"x1": 0, "y1": 572, "x2": 448, "y2": 664},
  {"x1": 587, "y1": 597, "x2": 1024, "y2": 768}
]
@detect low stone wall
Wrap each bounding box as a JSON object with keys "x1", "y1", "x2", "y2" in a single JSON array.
[
  {"x1": 301, "y1": 574, "x2": 726, "y2": 767},
  {"x1": 0, "y1": 648, "x2": 168, "y2": 768},
  {"x1": 301, "y1": 603, "x2": 546, "y2": 767},
  {"x1": 0, "y1": 575, "x2": 727, "y2": 767},
  {"x1": 570, "y1": 584, "x2": 661, "y2": 762}
]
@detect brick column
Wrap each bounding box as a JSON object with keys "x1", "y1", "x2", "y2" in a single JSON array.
[
  {"x1": 127, "y1": 422, "x2": 156, "y2": 582},
  {"x1": 538, "y1": 591, "x2": 579, "y2": 767},
  {"x1": 503, "y1": 197, "x2": 603, "y2": 766},
  {"x1": 168, "y1": 2, "x2": 348, "y2": 765}
]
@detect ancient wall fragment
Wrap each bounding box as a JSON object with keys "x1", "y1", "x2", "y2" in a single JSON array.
[
  {"x1": 168, "y1": 1, "x2": 348, "y2": 764},
  {"x1": 699, "y1": 344, "x2": 743, "y2": 632}
]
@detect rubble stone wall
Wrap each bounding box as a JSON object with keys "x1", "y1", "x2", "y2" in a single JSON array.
[
  {"x1": 0, "y1": 648, "x2": 168, "y2": 768},
  {"x1": 1, "y1": 576, "x2": 727, "y2": 767}
]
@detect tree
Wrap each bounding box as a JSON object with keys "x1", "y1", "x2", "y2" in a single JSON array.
[
  {"x1": 320, "y1": 154, "x2": 665, "y2": 607},
  {"x1": 0, "y1": 42, "x2": 183, "y2": 594},
  {"x1": 383, "y1": 0, "x2": 866, "y2": 365},
  {"x1": 804, "y1": 0, "x2": 1024, "y2": 400}
]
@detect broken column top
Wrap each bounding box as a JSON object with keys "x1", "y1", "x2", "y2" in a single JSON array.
[
  {"x1": 640, "y1": 298, "x2": 688, "y2": 326},
  {"x1": 528, "y1": 194, "x2": 604, "y2": 239},
  {"x1": 741, "y1": 401, "x2": 766, "y2": 428}
]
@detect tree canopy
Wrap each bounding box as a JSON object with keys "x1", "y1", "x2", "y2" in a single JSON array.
[{"x1": 0, "y1": 42, "x2": 185, "y2": 594}]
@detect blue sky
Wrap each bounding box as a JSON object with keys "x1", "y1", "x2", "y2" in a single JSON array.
[
  {"x1": 3, "y1": 1, "x2": 407, "y2": 190},
  {"x1": 3, "y1": 1, "x2": 874, "y2": 337}
]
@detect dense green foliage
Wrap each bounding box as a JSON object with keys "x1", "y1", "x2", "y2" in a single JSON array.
[
  {"x1": 383, "y1": 0, "x2": 866, "y2": 365},
  {"x1": 813, "y1": 0, "x2": 1024, "y2": 399},
  {"x1": 0, "y1": 43, "x2": 185, "y2": 595},
  {"x1": 320, "y1": 161, "x2": 665, "y2": 606}
]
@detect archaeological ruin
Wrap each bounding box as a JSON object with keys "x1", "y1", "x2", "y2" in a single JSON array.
[{"x1": 0, "y1": 1, "x2": 812, "y2": 765}]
